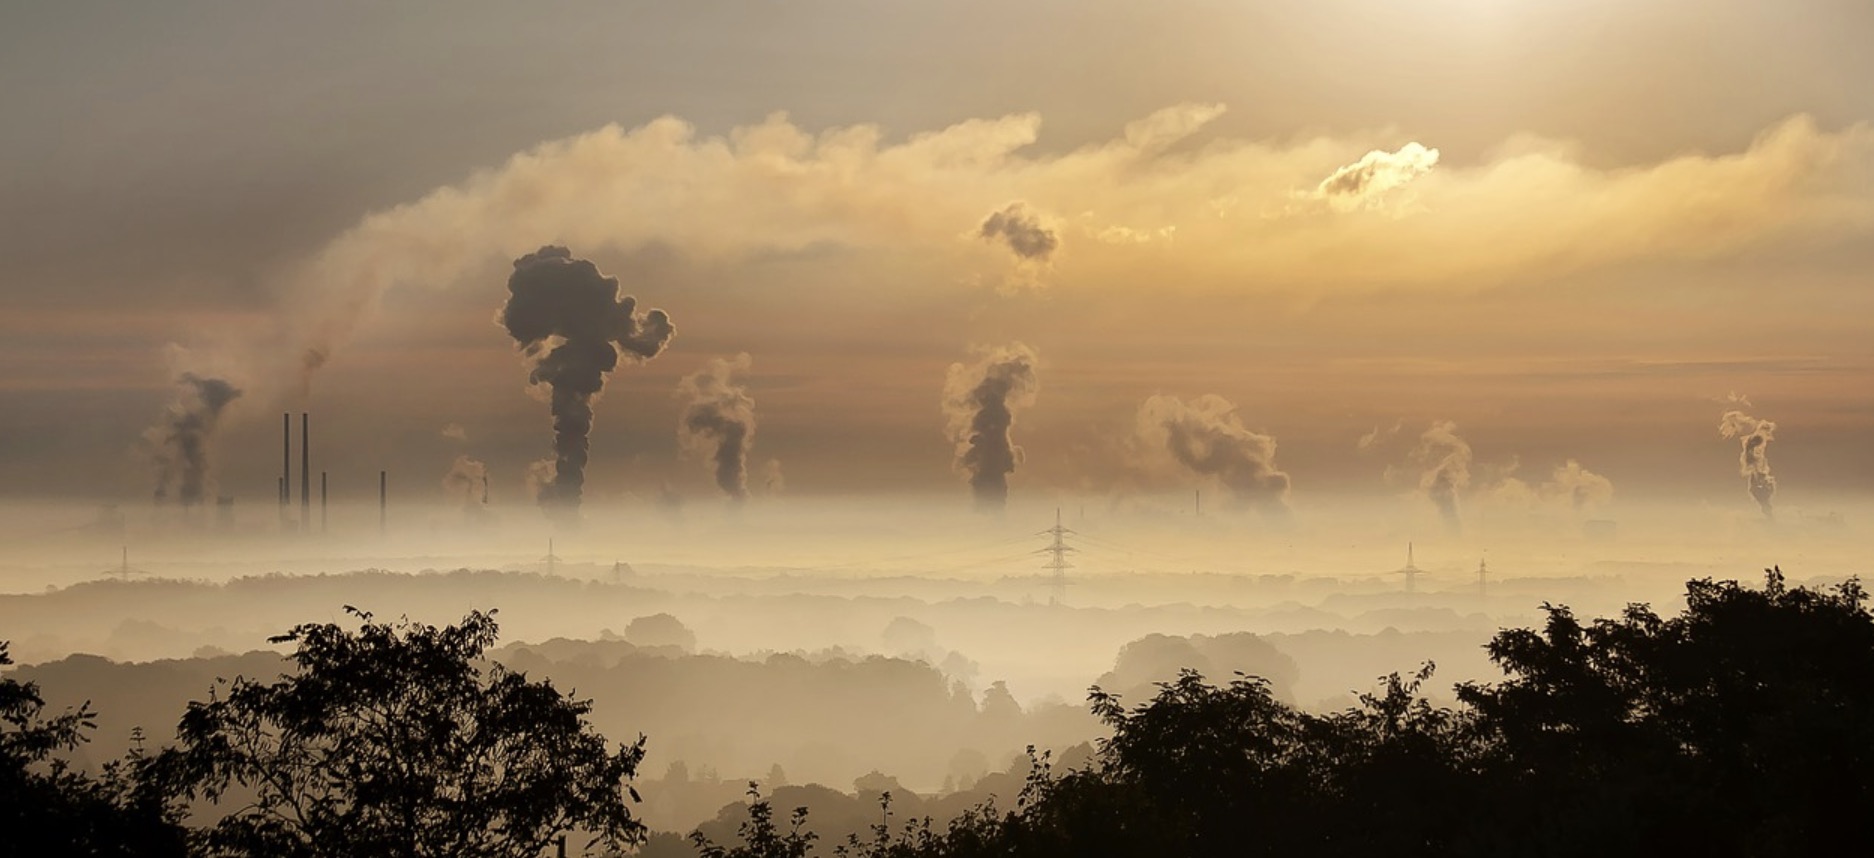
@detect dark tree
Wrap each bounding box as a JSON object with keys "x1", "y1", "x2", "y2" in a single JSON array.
[
  {"x1": 167, "y1": 608, "x2": 646, "y2": 858},
  {"x1": 1, "y1": 640, "x2": 187, "y2": 856}
]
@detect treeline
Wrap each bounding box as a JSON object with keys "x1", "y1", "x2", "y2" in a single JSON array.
[{"x1": 5, "y1": 568, "x2": 1871, "y2": 856}]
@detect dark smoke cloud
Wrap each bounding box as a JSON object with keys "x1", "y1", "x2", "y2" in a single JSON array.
[
  {"x1": 942, "y1": 344, "x2": 1040, "y2": 512},
  {"x1": 500, "y1": 246, "x2": 675, "y2": 521},
  {"x1": 1136, "y1": 395, "x2": 1291, "y2": 513},
  {"x1": 1412, "y1": 421, "x2": 1472, "y2": 531},
  {"x1": 1719, "y1": 408, "x2": 1777, "y2": 517},
  {"x1": 146, "y1": 373, "x2": 242, "y2": 507},
  {"x1": 978, "y1": 202, "x2": 1058, "y2": 261},
  {"x1": 676, "y1": 354, "x2": 757, "y2": 502}
]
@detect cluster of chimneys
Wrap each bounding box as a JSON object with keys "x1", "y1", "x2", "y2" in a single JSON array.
[{"x1": 278, "y1": 412, "x2": 387, "y2": 534}]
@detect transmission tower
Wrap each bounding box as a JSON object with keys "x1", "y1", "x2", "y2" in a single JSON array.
[
  {"x1": 1395, "y1": 542, "x2": 1422, "y2": 593},
  {"x1": 1477, "y1": 555, "x2": 1489, "y2": 601},
  {"x1": 1037, "y1": 508, "x2": 1077, "y2": 606}
]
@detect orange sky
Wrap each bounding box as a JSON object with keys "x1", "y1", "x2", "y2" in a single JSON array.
[{"x1": 1, "y1": 0, "x2": 1869, "y2": 515}]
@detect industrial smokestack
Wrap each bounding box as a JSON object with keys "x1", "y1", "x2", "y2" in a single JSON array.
[
  {"x1": 281, "y1": 412, "x2": 291, "y2": 522},
  {"x1": 1134, "y1": 394, "x2": 1291, "y2": 515},
  {"x1": 145, "y1": 373, "x2": 241, "y2": 508},
  {"x1": 379, "y1": 470, "x2": 387, "y2": 534},
  {"x1": 1719, "y1": 408, "x2": 1777, "y2": 518},
  {"x1": 941, "y1": 343, "x2": 1040, "y2": 513},
  {"x1": 300, "y1": 412, "x2": 310, "y2": 533},
  {"x1": 320, "y1": 471, "x2": 328, "y2": 534},
  {"x1": 676, "y1": 354, "x2": 758, "y2": 502},
  {"x1": 499, "y1": 246, "x2": 676, "y2": 523}
]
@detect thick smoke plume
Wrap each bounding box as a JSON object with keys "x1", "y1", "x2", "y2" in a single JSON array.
[
  {"x1": 146, "y1": 374, "x2": 242, "y2": 507},
  {"x1": 1719, "y1": 408, "x2": 1777, "y2": 517},
  {"x1": 1136, "y1": 395, "x2": 1291, "y2": 513},
  {"x1": 676, "y1": 354, "x2": 757, "y2": 502},
  {"x1": 942, "y1": 344, "x2": 1040, "y2": 512},
  {"x1": 442, "y1": 455, "x2": 490, "y2": 518},
  {"x1": 978, "y1": 202, "x2": 1058, "y2": 261},
  {"x1": 499, "y1": 246, "x2": 675, "y2": 521},
  {"x1": 1412, "y1": 421, "x2": 1473, "y2": 530}
]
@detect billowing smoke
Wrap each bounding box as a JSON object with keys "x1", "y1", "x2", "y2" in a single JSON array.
[
  {"x1": 1412, "y1": 421, "x2": 1473, "y2": 530},
  {"x1": 499, "y1": 246, "x2": 676, "y2": 521},
  {"x1": 1544, "y1": 459, "x2": 1614, "y2": 511},
  {"x1": 676, "y1": 354, "x2": 757, "y2": 501},
  {"x1": 146, "y1": 374, "x2": 242, "y2": 507},
  {"x1": 1719, "y1": 408, "x2": 1777, "y2": 517},
  {"x1": 442, "y1": 455, "x2": 490, "y2": 518},
  {"x1": 978, "y1": 202, "x2": 1058, "y2": 261},
  {"x1": 1136, "y1": 394, "x2": 1290, "y2": 513},
  {"x1": 762, "y1": 459, "x2": 786, "y2": 495},
  {"x1": 942, "y1": 344, "x2": 1041, "y2": 512}
]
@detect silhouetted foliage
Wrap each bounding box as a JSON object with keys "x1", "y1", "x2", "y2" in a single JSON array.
[
  {"x1": 699, "y1": 569, "x2": 1874, "y2": 857},
  {"x1": 1, "y1": 640, "x2": 188, "y2": 856},
  {"x1": 164, "y1": 608, "x2": 647, "y2": 858}
]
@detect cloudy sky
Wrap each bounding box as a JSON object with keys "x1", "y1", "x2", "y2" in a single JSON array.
[{"x1": 3, "y1": 0, "x2": 1871, "y2": 515}]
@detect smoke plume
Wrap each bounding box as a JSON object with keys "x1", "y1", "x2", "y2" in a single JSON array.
[
  {"x1": 442, "y1": 455, "x2": 490, "y2": 518},
  {"x1": 146, "y1": 373, "x2": 242, "y2": 507},
  {"x1": 1544, "y1": 459, "x2": 1614, "y2": 511},
  {"x1": 1136, "y1": 394, "x2": 1290, "y2": 513},
  {"x1": 1719, "y1": 408, "x2": 1777, "y2": 517},
  {"x1": 942, "y1": 344, "x2": 1040, "y2": 512},
  {"x1": 978, "y1": 202, "x2": 1059, "y2": 261},
  {"x1": 676, "y1": 354, "x2": 757, "y2": 502},
  {"x1": 1412, "y1": 421, "x2": 1473, "y2": 530},
  {"x1": 499, "y1": 246, "x2": 676, "y2": 521}
]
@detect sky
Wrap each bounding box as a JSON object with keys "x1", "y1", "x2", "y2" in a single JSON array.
[{"x1": 2, "y1": 0, "x2": 1871, "y2": 519}]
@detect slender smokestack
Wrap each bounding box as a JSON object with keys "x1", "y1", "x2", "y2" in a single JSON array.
[
  {"x1": 300, "y1": 413, "x2": 310, "y2": 533},
  {"x1": 320, "y1": 471, "x2": 328, "y2": 534},
  {"x1": 379, "y1": 470, "x2": 387, "y2": 534},
  {"x1": 281, "y1": 412, "x2": 291, "y2": 521}
]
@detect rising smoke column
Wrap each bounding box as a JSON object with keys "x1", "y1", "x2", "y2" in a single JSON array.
[
  {"x1": 146, "y1": 374, "x2": 243, "y2": 506},
  {"x1": 676, "y1": 354, "x2": 757, "y2": 502},
  {"x1": 1136, "y1": 394, "x2": 1291, "y2": 513},
  {"x1": 1719, "y1": 408, "x2": 1777, "y2": 517},
  {"x1": 1544, "y1": 459, "x2": 1614, "y2": 511},
  {"x1": 942, "y1": 344, "x2": 1040, "y2": 512},
  {"x1": 978, "y1": 202, "x2": 1059, "y2": 262},
  {"x1": 1412, "y1": 421, "x2": 1473, "y2": 531},
  {"x1": 442, "y1": 455, "x2": 490, "y2": 518},
  {"x1": 499, "y1": 246, "x2": 675, "y2": 520}
]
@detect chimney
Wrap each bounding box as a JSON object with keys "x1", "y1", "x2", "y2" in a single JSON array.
[
  {"x1": 281, "y1": 412, "x2": 291, "y2": 523},
  {"x1": 300, "y1": 413, "x2": 311, "y2": 533},
  {"x1": 320, "y1": 471, "x2": 328, "y2": 534},
  {"x1": 379, "y1": 470, "x2": 387, "y2": 534}
]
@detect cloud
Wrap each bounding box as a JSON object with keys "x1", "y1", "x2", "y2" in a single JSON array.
[
  {"x1": 168, "y1": 106, "x2": 1874, "y2": 400},
  {"x1": 441, "y1": 423, "x2": 469, "y2": 442},
  {"x1": 1314, "y1": 142, "x2": 1440, "y2": 210}
]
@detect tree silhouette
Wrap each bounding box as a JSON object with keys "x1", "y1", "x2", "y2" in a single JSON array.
[
  {"x1": 1, "y1": 640, "x2": 187, "y2": 856},
  {"x1": 165, "y1": 608, "x2": 646, "y2": 858}
]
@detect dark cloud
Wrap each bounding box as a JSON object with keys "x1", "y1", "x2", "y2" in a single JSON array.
[
  {"x1": 676, "y1": 354, "x2": 757, "y2": 502},
  {"x1": 145, "y1": 373, "x2": 242, "y2": 507},
  {"x1": 499, "y1": 246, "x2": 675, "y2": 523},
  {"x1": 1136, "y1": 394, "x2": 1291, "y2": 513},
  {"x1": 942, "y1": 344, "x2": 1040, "y2": 512},
  {"x1": 1719, "y1": 408, "x2": 1777, "y2": 518},
  {"x1": 978, "y1": 202, "x2": 1059, "y2": 262}
]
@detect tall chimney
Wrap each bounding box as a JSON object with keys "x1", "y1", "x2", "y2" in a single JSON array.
[
  {"x1": 281, "y1": 412, "x2": 291, "y2": 522},
  {"x1": 379, "y1": 470, "x2": 387, "y2": 534},
  {"x1": 320, "y1": 471, "x2": 328, "y2": 534},
  {"x1": 300, "y1": 413, "x2": 310, "y2": 533}
]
